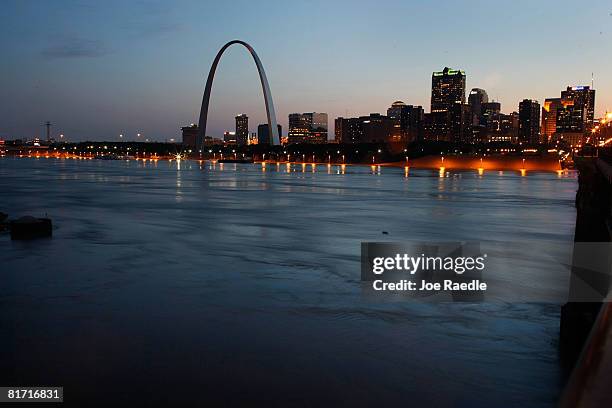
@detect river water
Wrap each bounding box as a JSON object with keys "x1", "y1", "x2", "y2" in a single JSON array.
[{"x1": 0, "y1": 157, "x2": 578, "y2": 407}]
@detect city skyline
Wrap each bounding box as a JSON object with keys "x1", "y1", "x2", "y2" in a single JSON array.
[{"x1": 1, "y1": 0, "x2": 612, "y2": 141}]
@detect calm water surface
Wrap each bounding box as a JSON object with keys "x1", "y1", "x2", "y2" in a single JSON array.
[{"x1": 0, "y1": 157, "x2": 577, "y2": 407}]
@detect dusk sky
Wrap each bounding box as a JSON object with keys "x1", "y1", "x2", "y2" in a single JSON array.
[{"x1": 1, "y1": 0, "x2": 611, "y2": 141}]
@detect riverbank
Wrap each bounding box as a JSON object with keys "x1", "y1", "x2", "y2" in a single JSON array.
[
  {"x1": 2, "y1": 153, "x2": 567, "y2": 173},
  {"x1": 382, "y1": 155, "x2": 563, "y2": 172}
]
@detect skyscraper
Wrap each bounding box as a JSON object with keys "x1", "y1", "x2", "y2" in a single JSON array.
[
  {"x1": 430, "y1": 67, "x2": 467, "y2": 143},
  {"x1": 481, "y1": 102, "x2": 502, "y2": 132},
  {"x1": 235, "y1": 114, "x2": 249, "y2": 146},
  {"x1": 556, "y1": 105, "x2": 585, "y2": 133},
  {"x1": 310, "y1": 113, "x2": 328, "y2": 143},
  {"x1": 431, "y1": 67, "x2": 466, "y2": 113},
  {"x1": 288, "y1": 113, "x2": 328, "y2": 144},
  {"x1": 335, "y1": 117, "x2": 363, "y2": 143},
  {"x1": 449, "y1": 103, "x2": 472, "y2": 143},
  {"x1": 181, "y1": 124, "x2": 199, "y2": 148},
  {"x1": 468, "y1": 88, "x2": 489, "y2": 126},
  {"x1": 541, "y1": 98, "x2": 562, "y2": 142},
  {"x1": 257, "y1": 124, "x2": 282, "y2": 145},
  {"x1": 518, "y1": 99, "x2": 540, "y2": 144},
  {"x1": 561, "y1": 86, "x2": 595, "y2": 129},
  {"x1": 386, "y1": 101, "x2": 424, "y2": 142},
  {"x1": 288, "y1": 113, "x2": 311, "y2": 144}
]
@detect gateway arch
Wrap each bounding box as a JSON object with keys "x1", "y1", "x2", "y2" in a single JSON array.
[{"x1": 198, "y1": 40, "x2": 280, "y2": 146}]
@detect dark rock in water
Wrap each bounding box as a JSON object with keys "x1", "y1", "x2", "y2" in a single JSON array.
[
  {"x1": 382, "y1": 231, "x2": 389, "y2": 235},
  {"x1": 10, "y1": 216, "x2": 52, "y2": 240}
]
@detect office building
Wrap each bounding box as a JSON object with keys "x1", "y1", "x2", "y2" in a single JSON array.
[
  {"x1": 235, "y1": 114, "x2": 249, "y2": 146},
  {"x1": 288, "y1": 112, "x2": 328, "y2": 144},
  {"x1": 335, "y1": 117, "x2": 363, "y2": 143},
  {"x1": 481, "y1": 102, "x2": 502, "y2": 132},
  {"x1": 556, "y1": 104, "x2": 585, "y2": 133},
  {"x1": 423, "y1": 111, "x2": 451, "y2": 142},
  {"x1": 257, "y1": 124, "x2": 282, "y2": 145},
  {"x1": 386, "y1": 101, "x2": 424, "y2": 142},
  {"x1": 223, "y1": 131, "x2": 237, "y2": 145},
  {"x1": 181, "y1": 124, "x2": 200, "y2": 148},
  {"x1": 561, "y1": 86, "x2": 595, "y2": 129},
  {"x1": 335, "y1": 114, "x2": 394, "y2": 144},
  {"x1": 430, "y1": 67, "x2": 468, "y2": 143},
  {"x1": 541, "y1": 98, "x2": 562, "y2": 142},
  {"x1": 468, "y1": 88, "x2": 489, "y2": 126},
  {"x1": 518, "y1": 99, "x2": 541, "y2": 144},
  {"x1": 431, "y1": 67, "x2": 466, "y2": 113}
]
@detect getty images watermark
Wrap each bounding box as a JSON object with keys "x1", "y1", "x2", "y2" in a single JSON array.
[
  {"x1": 361, "y1": 241, "x2": 612, "y2": 303},
  {"x1": 361, "y1": 242, "x2": 487, "y2": 301}
]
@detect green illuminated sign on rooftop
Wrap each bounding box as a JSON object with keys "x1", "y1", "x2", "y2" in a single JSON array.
[{"x1": 433, "y1": 67, "x2": 465, "y2": 76}]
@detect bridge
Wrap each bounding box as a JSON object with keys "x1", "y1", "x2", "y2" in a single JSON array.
[{"x1": 560, "y1": 154, "x2": 612, "y2": 407}]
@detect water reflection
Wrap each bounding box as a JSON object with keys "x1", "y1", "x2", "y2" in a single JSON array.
[{"x1": 0, "y1": 158, "x2": 578, "y2": 407}]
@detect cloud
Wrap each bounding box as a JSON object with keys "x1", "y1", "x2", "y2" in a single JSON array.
[{"x1": 42, "y1": 38, "x2": 108, "y2": 59}]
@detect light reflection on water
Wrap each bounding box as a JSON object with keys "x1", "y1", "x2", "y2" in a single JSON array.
[{"x1": 0, "y1": 157, "x2": 577, "y2": 407}]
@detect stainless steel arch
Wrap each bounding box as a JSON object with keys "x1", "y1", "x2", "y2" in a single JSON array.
[{"x1": 198, "y1": 40, "x2": 280, "y2": 146}]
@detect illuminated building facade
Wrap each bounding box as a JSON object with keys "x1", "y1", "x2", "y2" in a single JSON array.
[
  {"x1": 386, "y1": 101, "x2": 424, "y2": 142},
  {"x1": 335, "y1": 117, "x2": 363, "y2": 143},
  {"x1": 561, "y1": 86, "x2": 595, "y2": 129},
  {"x1": 235, "y1": 114, "x2": 249, "y2": 146},
  {"x1": 556, "y1": 104, "x2": 585, "y2": 133},
  {"x1": 429, "y1": 67, "x2": 468, "y2": 143},
  {"x1": 431, "y1": 67, "x2": 466, "y2": 113},
  {"x1": 288, "y1": 112, "x2": 328, "y2": 144},
  {"x1": 423, "y1": 105, "x2": 470, "y2": 143},
  {"x1": 481, "y1": 102, "x2": 501, "y2": 132},
  {"x1": 541, "y1": 98, "x2": 562, "y2": 142},
  {"x1": 334, "y1": 114, "x2": 394, "y2": 143},
  {"x1": 223, "y1": 131, "x2": 237, "y2": 144}
]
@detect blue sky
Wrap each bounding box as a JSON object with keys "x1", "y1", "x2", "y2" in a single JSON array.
[{"x1": 1, "y1": 0, "x2": 611, "y2": 141}]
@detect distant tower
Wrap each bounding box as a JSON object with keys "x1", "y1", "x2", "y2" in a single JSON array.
[
  {"x1": 468, "y1": 88, "x2": 489, "y2": 126},
  {"x1": 45, "y1": 121, "x2": 52, "y2": 142},
  {"x1": 518, "y1": 99, "x2": 540, "y2": 144},
  {"x1": 387, "y1": 101, "x2": 424, "y2": 142},
  {"x1": 429, "y1": 67, "x2": 467, "y2": 143},
  {"x1": 235, "y1": 114, "x2": 249, "y2": 146},
  {"x1": 431, "y1": 67, "x2": 466, "y2": 113},
  {"x1": 561, "y1": 85, "x2": 596, "y2": 130},
  {"x1": 541, "y1": 98, "x2": 562, "y2": 141}
]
